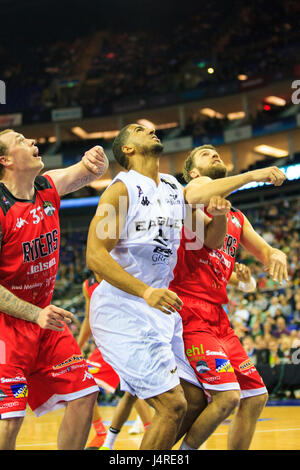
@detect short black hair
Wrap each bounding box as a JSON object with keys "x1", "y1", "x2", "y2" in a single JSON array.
[
  {"x1": 183, "y1": 144, "x2": 216, "y2": 183},
  {"x1": 112, "y1": 124, "x2": 132, "y2": 169}
]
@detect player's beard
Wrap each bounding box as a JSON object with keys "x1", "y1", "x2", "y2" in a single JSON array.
[
  {"x1": 200, "y1": 163, "x2": 227, "y2": 180},
  {"x1": 138, "y1": 141, "x2": 164, "y2": 157}
]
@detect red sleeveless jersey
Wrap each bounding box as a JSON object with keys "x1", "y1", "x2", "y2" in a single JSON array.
[
  {"x1": 84, "y1": 275, "x2": 99, "y2": 299},
  {"x1": 170, "y1": 208, "x2": 244, "y2": 305},
  {"x1": 0, "y1": 175, "x2": 60, "y2": 309}
]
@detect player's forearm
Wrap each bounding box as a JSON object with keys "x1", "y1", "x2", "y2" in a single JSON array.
[
  {"x1": 77, "y1": 317, "x2": 92, "y2": 349},
  {"x1": 204, "y1": 215, "x2": 227, "y2": 249},
  {"x1": 185, "y1": 173, "x2": 253, "y2": 206},
  {"x1": 44, "y1": 162, "x2": 99, "y2": 196},
  {"x1": 86, "y1": 247, "x2": 149, "y2": 299},
  {"x1": 0, "y1": 284, "x2": 41, "y2": 323}
]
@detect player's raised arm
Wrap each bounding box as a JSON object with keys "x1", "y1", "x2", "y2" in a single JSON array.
[
  {"x1": 43, "y1": 145, "x2": 109, "y2": 196},
  {"x1": 86, "y1": 182, "x2": 182, "y2": 314},
  {"x1": 184, "y1": 166, "x2": 286, "y2": 207},
  {"x1": 240, "y1": 215, "x2": 288, "y2": 285}
]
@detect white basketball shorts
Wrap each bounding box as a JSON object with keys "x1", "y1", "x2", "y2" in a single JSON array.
[{"x1": 89, "y1": 286, "x2": 199, "y2": 399}]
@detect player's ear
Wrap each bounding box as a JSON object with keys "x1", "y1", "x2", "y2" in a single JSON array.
[
  {"x1": 0, "y1": 155, "x2": 12, "y2": 168},
  {"x1": 122, "y1": 144, "x2": 134, "y2": 156},
  {"x1": 190, "y1": 167, "x2": 201, "y2": 179}
]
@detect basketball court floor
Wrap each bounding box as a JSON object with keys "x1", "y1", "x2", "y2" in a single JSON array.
[{"x1": 15, "y1": 400, "x2": 300, "y2": 450}]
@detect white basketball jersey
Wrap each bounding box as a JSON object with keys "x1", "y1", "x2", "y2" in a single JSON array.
[{"x1": 98, "y1": 169, "x2": 185, "y2": 297}]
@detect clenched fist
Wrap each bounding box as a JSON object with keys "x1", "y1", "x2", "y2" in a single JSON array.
[
  {"x1": 206, "y1": 196, "x2": 231, "y2": 216},
  {"x1": 235, "y1": 263, "x2": 252, "y2": 283},
  {"x1": 82, "y1": 146, "x2": 109, "y2": 176},
  {"x1": 249, "y1": 166, "x2": 286, "y2": 186}
]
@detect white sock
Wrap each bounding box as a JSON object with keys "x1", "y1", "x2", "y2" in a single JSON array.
[
  {"x1": 102, "y1": 427, "x2": 120, "y2": 449},
  {"x1": 179, "y1": 440, "x2": 197, "y2": 450}
]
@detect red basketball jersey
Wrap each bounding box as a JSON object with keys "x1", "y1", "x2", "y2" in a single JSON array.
[
  {"x1": 170, "y1": 208, "x2": 244, "y2": 305},
  {"x1": 0, "y1": 174, "x2": 60, "y2": 309},
  {"x1": 84, "y1": 276, "x2": 99, "y2": 299}
]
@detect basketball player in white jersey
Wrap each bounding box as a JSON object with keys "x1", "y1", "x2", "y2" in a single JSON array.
[{"x1": 86, "y1": 123, "x2": 231, "y2": 450}]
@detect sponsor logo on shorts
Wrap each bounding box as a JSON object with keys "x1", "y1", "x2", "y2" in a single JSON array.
[
  {"x1": 186, "y1": 344, "x2": 206, "y2": 362},
  {"x1": 87, "y1": 364, "x2": 100, "y2": 375},
  {"x1": 0, "y1": 401, "x2": 19, "y2": 409},
  {"x1": 215, "y1": 358, "x2": 234, "y2": 373},
  {"x1": 239, "y1": 359, "x2": 255, "y2": 372},
  {"x1": 196, "y1": 360, "x2": 210, "y2": 374},
  {"x1": 1, "y1": 376, "x2": 26, "y2": 384},
  {"x1": 82, "y1": 371, "x2": 94, "y2": 382},
  {"x1": 51, "y1": 367, "x2": 71, "y2": 378},
  {"x1": 206, "y1": 350, "x2": 227, "y2": 357},
  {"x1": 52, "y1": 355, "x2": 84, "y2": 370},
  {"x1": 206, "y1": 376, "x2": 221, "y2": 383},
  {"x1": 170, "y1": 366, "x2": 177, "y2": 374},
  {"x1": 10, "y1": 384, "x2": 28, "y2": 398},
  {"x1": 0, "y1": 389, "x2": 7, "y2": 402}
]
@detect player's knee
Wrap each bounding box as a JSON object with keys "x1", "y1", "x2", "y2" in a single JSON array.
[
  {"x1": 249, "y1": 392, "x2": 268, "y2": 412},
  {"x1": 67, "y1": 391, "x2": 98, "y2": 413},
  {"x1": 214, "y1": 390, "x2": 240, "y2": 416},
  {"x1": 163, "y1": 390, "x2": 188, "y2": 423}
]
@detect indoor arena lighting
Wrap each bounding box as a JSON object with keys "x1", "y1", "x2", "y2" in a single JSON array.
[
  {"x1": 238, "y1": 74, "x2": 248, "y2": 81},
  {"x1": 200, "y1": 108, "x2": 224, "y2": 119},
  {"x1": 264, "y1": 96, "x2": 286, "y2": 107},
  {"x1": 227, "y1": 111, "x2": 246, "y2": 120},
  {"x1": 254, "y1": 145, "x2": 288, "y2": 158},
  {"x1": 71, "y1": 127, "x2": 119, "y2": 139}
]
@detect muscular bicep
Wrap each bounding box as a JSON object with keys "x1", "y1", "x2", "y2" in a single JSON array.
[
  {"x1": 183, "y1": 176, "x2": 213, "y2": 206},
  {"x1": 240, "y1": 215, "x2": 271, "y2": 264},
  {"x1": 87, "y1": 181, "x2": 128, "y2": 255}
]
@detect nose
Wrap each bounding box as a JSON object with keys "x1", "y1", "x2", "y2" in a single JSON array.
[{"x1": 148, "y1": 128, "x2": 155, "y2": 135}]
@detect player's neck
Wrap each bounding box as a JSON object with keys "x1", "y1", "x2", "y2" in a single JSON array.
[
  {"x1": 0, "y1": 171, "x2": 37, "y2": 200},
  {"x1": 130, "y1": 155, "x2": 160, "y2": 186}
]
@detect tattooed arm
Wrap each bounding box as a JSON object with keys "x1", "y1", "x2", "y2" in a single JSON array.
[
  {"x1": 43, "y1": 145, "x2": 109, "y2": 197},
  {"x1": 0, "y1": 284, "x2": 74, "y2": 331}
]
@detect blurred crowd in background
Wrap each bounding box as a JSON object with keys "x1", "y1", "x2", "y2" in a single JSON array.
[{"x1": 53, "y1": 197, "x2": 300, "y2": 384}]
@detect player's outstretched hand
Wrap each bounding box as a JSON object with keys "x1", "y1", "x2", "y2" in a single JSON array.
[
  {"x1": 264, "y1": 249, "x2": 289, "y2": 285},
  {"x1": 143, "y1": 287, "x2": 183, "y2": 315},
  {"x1": 206, "y1": 196, "x2": 231, "y2": 216},
  {"x1": 250, "y1": 166, "x2": 286, "y2": 186},
  {"x1": 37, "y1": 305, "x2": 74, "y2": 331},
  {"x1": 82, "y1": 145, "x2": 109, "y2": 176}
]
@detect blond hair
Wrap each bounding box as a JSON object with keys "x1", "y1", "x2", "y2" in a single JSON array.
[{"x1": 0, "y1": 129, "x2": 14, "y2": 178}]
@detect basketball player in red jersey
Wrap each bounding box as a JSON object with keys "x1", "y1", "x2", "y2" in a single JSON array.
[
  {"x1": 170, "y1": 144, "x2": 288, "y2": 450},
  {"x1": 0, "y1": 129, "x2": 109, "y2": 450},
  {"x1": 78, "y1": 273, "x2": 152, "y2": 450}
]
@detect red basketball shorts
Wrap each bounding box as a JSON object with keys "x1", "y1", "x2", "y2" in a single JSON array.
[
  {"x1": 179, "y1": 296, "x2": 267, "y2": 399},
  {"x1": 0, "y1": 313, "x2": 99, "y2": 419},
  {"x1": 86, "y1": 347, "x2": 120, "y2": 394}
]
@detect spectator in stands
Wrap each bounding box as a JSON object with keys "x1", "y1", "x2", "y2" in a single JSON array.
[
  {"x1": 268, "y1": 338, "x2": 283, "y2": 367},
  {"x1": 272, "y1": 316, "x2": 291, "y2": 339}
]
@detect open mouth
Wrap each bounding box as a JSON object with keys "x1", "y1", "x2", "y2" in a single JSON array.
[{"x1": 32, "y1": 147, "x2": 40, "y2": 158}]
